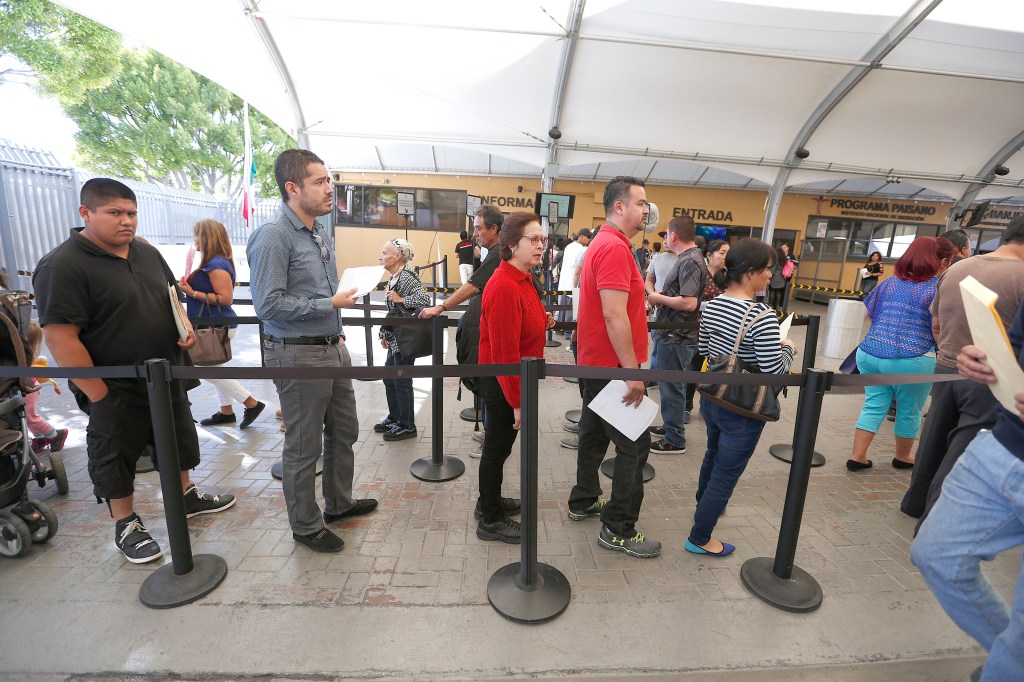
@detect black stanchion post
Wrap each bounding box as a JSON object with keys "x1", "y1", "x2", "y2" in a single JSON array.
[
  {"x1": 363, "y1": 293, "x2": 375, "y2": 367},
  {"x1": 769, "y1": 315, "x2": 825, "y2": 467},
  {"x1": 544, "y1": 274, "x2": 559, "y2": 348},
  {"x1": 410, "y1": 315, "x2": 465, "y2": 482},
  {"x1": 138, "y1": 359, "x2": 227, "y2": 609},
  {"x1": 741, "y1": 368, "x2": 829, "y2": 613},
  {"x1": 488, "y1": 357, "x2": 570, "y2": 622}
]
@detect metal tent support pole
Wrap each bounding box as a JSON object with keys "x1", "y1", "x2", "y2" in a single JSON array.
[
  {"x1": 769, "y1": 315, "x2": 825, "y2": 467},
  {"x1": 411, "y1": 316, "x2": 465, "y2": 482},
  {"x1": 487, "y1": 357, "x2": 571, "y2": 622},
  {"x1": 741, "y1": 368, "x2": 830, "y2": 613},
  {"x1": 139, "y1": 359, "x2": 227, "y2": 609}
]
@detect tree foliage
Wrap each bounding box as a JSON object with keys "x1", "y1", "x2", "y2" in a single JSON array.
[
  {"x1": 0, "y1": 0, "x2": 121, "y2": 103},
  {"x1": 2, "y1": 0, "x2": 293, "y2": 197},
  {"x1": 66, "y1": 50, "x2": 293, "y2": 196}
]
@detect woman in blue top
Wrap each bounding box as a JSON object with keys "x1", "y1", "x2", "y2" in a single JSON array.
[
  {"x1": 180, "y1": 219, "x2": 266, "y2": 429},
  {"x1": 847, "y1": 237, "x2": 954, "y2": 471}
]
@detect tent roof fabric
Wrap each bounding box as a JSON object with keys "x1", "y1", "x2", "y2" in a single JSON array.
[{"x1": 54, "y1": 0, "x2": 1024, "y2": 206}]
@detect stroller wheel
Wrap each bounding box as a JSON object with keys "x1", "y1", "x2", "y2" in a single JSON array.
[
  {"x1": 49, "y1": 453, "x2": 69, "y2": 495},
  {"x1": 27, "y1": 500, "x2": 58, "y2": 543},
  {"x1": 0, "y1": 511, "x2": 31, "y2": 557}
]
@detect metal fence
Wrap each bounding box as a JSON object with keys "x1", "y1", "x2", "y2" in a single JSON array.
[{"x1": 0, "y1": 139, "x2": 280, "y2": 289}]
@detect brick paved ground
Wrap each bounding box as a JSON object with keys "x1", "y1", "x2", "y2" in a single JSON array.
[{"x1": 0, "y1": 299, "x2": 1014, "y2": 679}]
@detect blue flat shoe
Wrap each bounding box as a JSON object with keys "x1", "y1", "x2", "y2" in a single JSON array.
[{"x1": 685, "y1": 538, "x2": 735, "y2": 557}]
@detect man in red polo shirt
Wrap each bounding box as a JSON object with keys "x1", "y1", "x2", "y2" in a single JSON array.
[{"x1": 567, "y1": 176, "x2": 661, "y2": 559}]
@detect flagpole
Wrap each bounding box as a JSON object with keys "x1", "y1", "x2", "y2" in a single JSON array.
[{"x1": 242, "y1": 102, "x2": 253, "y2": 228}]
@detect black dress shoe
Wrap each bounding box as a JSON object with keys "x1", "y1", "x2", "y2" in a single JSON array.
[
  {"x1": 474, "y1": 497, "x2": 522, "y2": 520},
  {"x1": 239, "y1": 401, "x2": 265, "y2": 429},
  {"x1": 846, "y1": 459, "x2": 873, "y2": 471},
  {"x1": 293, "y1": 528, "x2": 344, "y2": 553},
  {"x1": 383, "y1": 425, "x2": 417, "y2": 441},
  {"x1": 892, "y1": 458, "x2": 915, "y2": 470},
  {"x1": 374, "y1": 417, "x2": 398, "y2": 433},
  {"x1": 200, "y1": 412, "x2": 236, "y2": 426},
  {"x1": 324, "y1": 498, "x2": 379, "y2": 523}
]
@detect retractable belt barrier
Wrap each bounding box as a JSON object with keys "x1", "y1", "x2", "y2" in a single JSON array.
[
  {"x1": 1, "y1": 311, "x2": 967, "y2": 617},
  {"x1": 792, "y1": 282, "x2": 867, "y2": 297}
]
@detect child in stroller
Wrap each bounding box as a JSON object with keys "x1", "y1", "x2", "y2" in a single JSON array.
[{"x1": 0, "y1": 286, "x2": 59, "y2": 557}]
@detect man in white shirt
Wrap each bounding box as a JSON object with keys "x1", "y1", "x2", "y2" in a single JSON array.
[{"x1": 557, "y1": 228, "x2": 591, "y2": 328}]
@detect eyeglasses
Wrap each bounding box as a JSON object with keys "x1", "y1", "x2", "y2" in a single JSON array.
[
  {"x1": 310, "y1": 231, "x2": 330, "y2": 263},
  {"x1": 521, "y1": 235, "x2": 548, "y2": 247}
]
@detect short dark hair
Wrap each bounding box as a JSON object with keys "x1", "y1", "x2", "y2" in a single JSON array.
[
  {"x1": 576, "y1": 228, "x2": 592, "y2": 240},
  {"x1": 706, "y1": 239, "x2": 727, "y2": 256},
  {"x1": 713, "y1": 238, "x2": 776, "y2": 290},
  {"x1": 475, "y1": 204, "x2": 504, "y2": 230},
  {"x1": 81, "y1": 178, "x2": 136, "y2": 210},
  {"x1": 1001, "y1": 216, "x2": 1024, "y2": 245},
  {"x1": 498, "y1": 212, "x2": 540, "y2": 261},
  {"x1": 666, "y1": 214, "x2": 696, "y2": 242},
  {"x1": 695, "y1": 235, "x2": 707, "y2": 252},
  {"x1": 602, "y1": 176, "x2": 645, "y2": 214},
  {"x1": 274, "y1": 149, "x2": 325, "y2": 201},
  {"x1": 941, "y1": 229, "x2": 970, "y2": 252},
  {"x1": 459, "y1": 230, "x2": 468, "y2": 240}
]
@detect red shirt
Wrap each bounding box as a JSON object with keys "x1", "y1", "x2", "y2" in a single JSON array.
[
  {"x1": 479, "y1": 260, "x2": 547, "y2": 407},
  {"x1": 577, "y1": 225, "x2": 649, "y2": 367}
]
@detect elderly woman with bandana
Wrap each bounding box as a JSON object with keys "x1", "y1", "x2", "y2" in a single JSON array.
[{"x1": 374, "y1": 238, "x2": 431, "y2": 441}]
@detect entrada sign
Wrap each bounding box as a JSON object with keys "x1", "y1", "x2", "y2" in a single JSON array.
[{"x1": 672, "y1": 207, "x2": 735, "y2": 222}]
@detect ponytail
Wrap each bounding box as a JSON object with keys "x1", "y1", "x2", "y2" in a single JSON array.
[{"x1": 712, "y1": 267, "x2": 730, "y2": 290}]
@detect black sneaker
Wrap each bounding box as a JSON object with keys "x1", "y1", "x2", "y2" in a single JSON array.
[
  {"x1": 474, "y1": 497, "x2": 521, "y2": 520},
  {"x1": 383, "y1": 425, "x2": 417, "y2": 441},
  {"x1": 374, "y1": 416, "x2": 398, "y2": 433},
  {"x1": 476, "y1": 517, "x2": 521, "y2": 544},
  {"x1": 562, "y1": 422, "x2": 580, "y2": 434},
  {"x1": 324, "y1": 498, "x2": 378, "y2": 522},
  {"x1": 651, "y1": 438, "x2": 686, "y2": 455},
  {"x1": 239, "y1": 401, "x2": 266, "y2": 429},
  {"x1": 293, "y1": 527, "x2": 344, "y2": 553},
  {"x1": 114, "y1": 513, "x2": 163, "y2": 564},
  {"x1": 649, "y1": 425, "x2": 665, "y2": 436},
  {"x1": 568, "y1": 497, "x2": 606, "y2": 521},
  {"x1": 183, "y1": 484, "x2": 236, "y2": 518},
  {"x1": 200, "y1": 412, "x2": 236, "y2": 426},
  {"x1": 597, "y1": 525, "x2": 661, "y2": 558}
]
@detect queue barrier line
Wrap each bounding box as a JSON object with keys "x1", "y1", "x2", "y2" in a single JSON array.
[{"x1": 792, "y1": 283, "x2": 866, "y2": 297}]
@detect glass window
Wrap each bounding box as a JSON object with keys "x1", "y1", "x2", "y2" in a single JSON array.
[{"x1": 333, "y1": 184, "x2": 467, "y2": 231}]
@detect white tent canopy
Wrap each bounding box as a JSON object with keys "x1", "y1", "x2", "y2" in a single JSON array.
[{"x1": 55, "y1": 0, "x2": 1024, "y2": 235}]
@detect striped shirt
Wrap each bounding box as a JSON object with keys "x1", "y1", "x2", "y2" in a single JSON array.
[{"x1": 698, "y1": 295, "x2": 795, "y2": 375}]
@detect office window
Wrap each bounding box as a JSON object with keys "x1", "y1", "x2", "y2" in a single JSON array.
[{"x1": 334, "y1": 184, "x2": 467, "y2": 231}]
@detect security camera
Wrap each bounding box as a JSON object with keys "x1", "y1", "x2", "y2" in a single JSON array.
[
  {"x1": 993, "y1": 165, "x2": 1010, "y2": 176},
  {"x1": 549, "y1": 127, "x2": 562, "y2": 140},
  {"x1": 794, "y1": 147, "x2": 810, "y2": 159}
]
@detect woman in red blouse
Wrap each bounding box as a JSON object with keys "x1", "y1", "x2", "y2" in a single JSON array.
[{"x1": 475, "y1": 212, "x2": 555, "y2": 544}]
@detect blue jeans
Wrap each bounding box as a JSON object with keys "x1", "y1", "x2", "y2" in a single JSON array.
[
  {"x1": 654, "y1": 342, "x2": 698, "y2": 447},
  {"x1": 855, "y1": 348, "x2": 934, "y2": 438},
  {"x1": 383, "y1": 347, "x2": 416, "y2": 429},
  {"x1": 690, "y1": 398, "x2": 765, "y2": 546},
  {"x1": 911, "y1": 431, "x2": 1024, "y2": 681}
]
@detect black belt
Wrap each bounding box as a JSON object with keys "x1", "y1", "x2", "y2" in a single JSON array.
[{"x1": 265, "y1": 335, "x2": 341, "y2": 346}]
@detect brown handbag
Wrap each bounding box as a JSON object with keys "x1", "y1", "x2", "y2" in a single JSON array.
[{"x1": 189, "y1": 299, "x2": 232, "y2": 366}]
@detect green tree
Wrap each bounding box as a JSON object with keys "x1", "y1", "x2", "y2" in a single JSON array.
[
  {"x1": 66, "y1": 49, "x2": 293, "y2": 196},
  {"x1": 0, "y1": 0, "x2": 121, "y2": 103}
]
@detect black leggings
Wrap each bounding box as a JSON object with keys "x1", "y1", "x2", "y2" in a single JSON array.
[{"x1": 477, "y1": 376, "x2": 519, "y2": 523}]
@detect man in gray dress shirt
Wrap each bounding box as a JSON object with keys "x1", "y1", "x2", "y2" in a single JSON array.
[{"x1": 248, "y1": 149, "x2": 378, "y2": 553}]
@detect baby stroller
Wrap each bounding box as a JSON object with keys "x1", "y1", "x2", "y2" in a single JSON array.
[{"x1": 0, "y1": 290, "x2": 58, "y2": 558}]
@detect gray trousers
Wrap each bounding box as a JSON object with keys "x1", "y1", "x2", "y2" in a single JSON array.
[{"x1": 264, "y1": 340, "x2": 359, "y2": 535}]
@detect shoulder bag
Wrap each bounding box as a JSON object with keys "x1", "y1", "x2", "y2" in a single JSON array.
[
  {"x1": 697, "y1": 304, "x2": 784, "y2": 422},
  {"x1": 190, "y1": 296, "x2": 232, "y2": 366},
  {"x1": 384, "y1": 305, "x2": 432, "y2": 359}
]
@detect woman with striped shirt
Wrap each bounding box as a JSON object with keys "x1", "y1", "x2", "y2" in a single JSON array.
[
  {"x1": 375, "y1": 238, "x2": 431, "y2": 441},
  {"x1": 690, "y1": 238, "x2": 797, "y2": 557}
]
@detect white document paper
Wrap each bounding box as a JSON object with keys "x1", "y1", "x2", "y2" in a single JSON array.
[
  {"x1": 168, "y1": 285, "x2": 188, "y2": 342},
  {"x1": 960, "y1": 276, "x2": 1024, "y2": 412},
  {"x1": 338, "y1": 265, "x2": 385, "y2": 299},
  {"x1": 778, "y1": 313, "x2": 794, "y2": 340},
  {"x1": 587, "y1": 380, "x2": 660, "y2": 441}
]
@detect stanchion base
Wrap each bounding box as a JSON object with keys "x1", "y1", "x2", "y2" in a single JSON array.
[
  {"x1": 768, "y1": 444, "x2": 826, "y2": 468},
  {"x1": 460, "y1": 407, "x2": 481, "y2": 422},
  {"x1": 544, "y1": 340, "x2": 561, "y2": 348},
  {"x1": 740, "y1": 557, "x2": 823, "y2": 613},
  {"x1": 487, "y1": 562, "x2": 571, "y2": 624},
  {"x1": 410, "y1": 456, "x2": 465, "y2": 482},
  {"x1": 600, "y1": 457, "x2": 655, "y2": 482},
  {"x1": 563, "y1": 377, "x2": 579, "y2": 384},
  {"x1": 564, "y1": 409, "x2": 582, "y2": 424},
  {"x1": 139, "y1": 553, "x2": 228, "y2": 609},
  {"x1": 271, "y1": 457, "x2": 323, "y2": 481}
]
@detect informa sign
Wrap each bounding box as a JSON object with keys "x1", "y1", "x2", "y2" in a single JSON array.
[
  {"x1": 396, "y1": 192, "x2": 415, "y2": 216},
  {"x1": 466, "y1": 194, "x2": 482, "y2": 217},
  {"x1": 815, "y1": 221, "x2": 828, "y2": 238}
]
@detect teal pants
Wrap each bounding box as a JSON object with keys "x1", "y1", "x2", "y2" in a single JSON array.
[{"x1": 854, "y1": 348, "x2": 935, "y2": 438}]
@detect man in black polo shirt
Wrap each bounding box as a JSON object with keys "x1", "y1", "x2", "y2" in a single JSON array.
[
  {"x1": 33, "y1": 178, "x2": 236, "y2": 565},
  {"x1": 455, "y1": 230, "x2": 476, "y2": 284}
]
